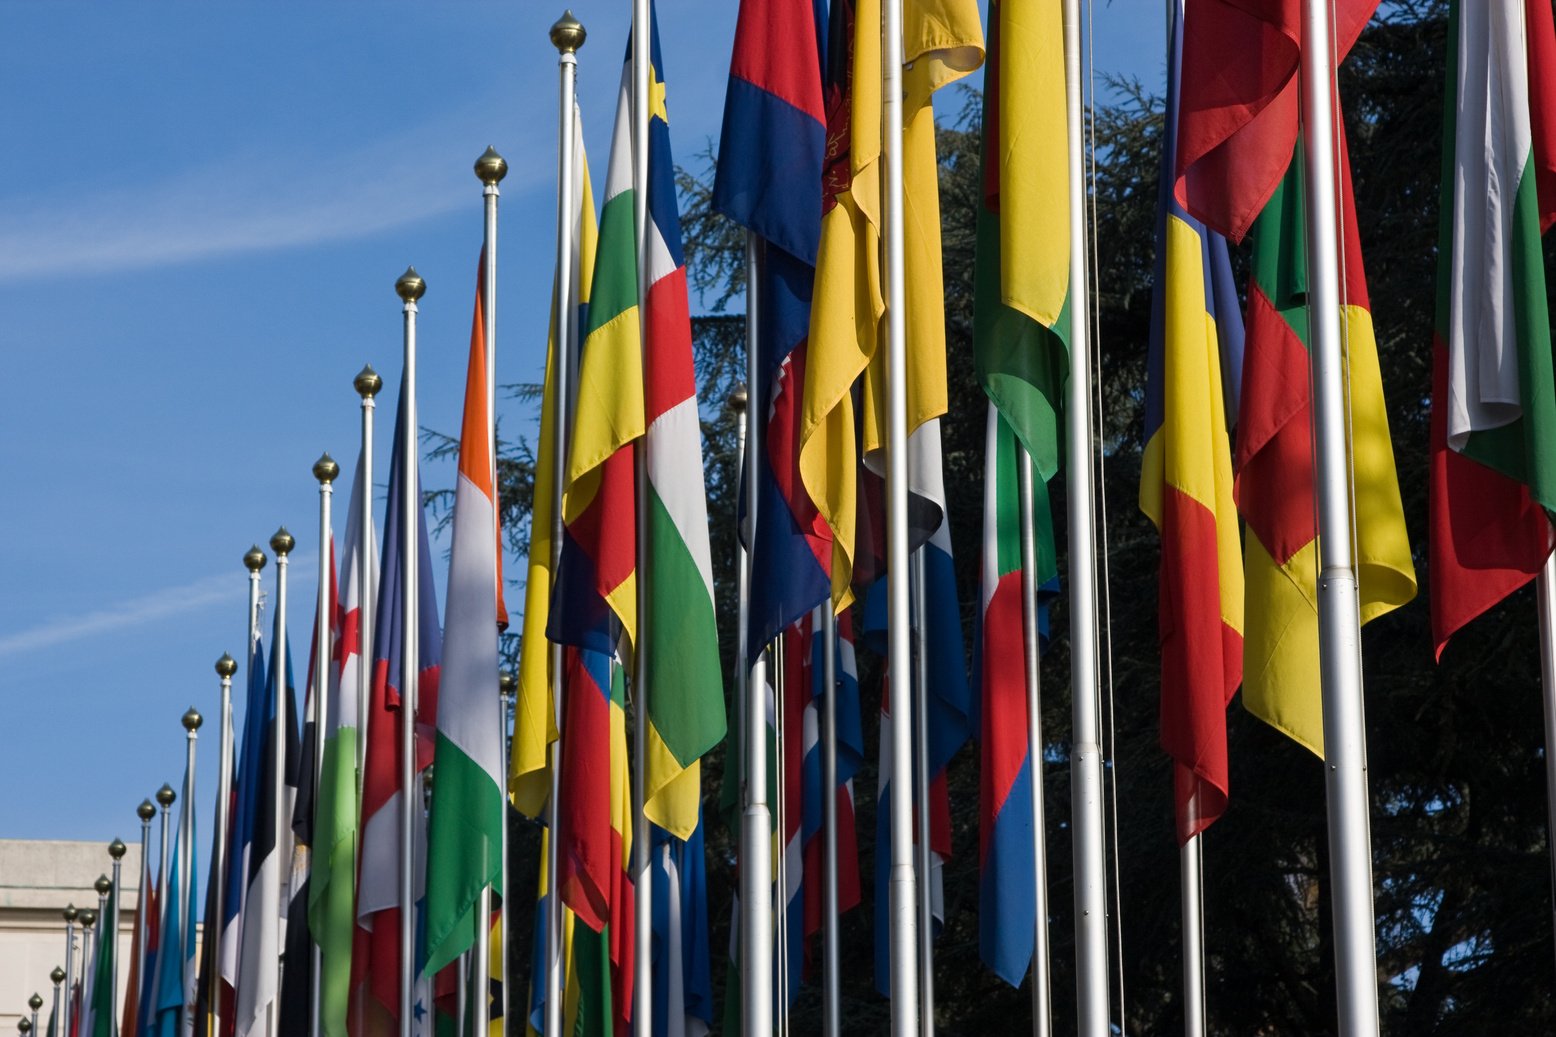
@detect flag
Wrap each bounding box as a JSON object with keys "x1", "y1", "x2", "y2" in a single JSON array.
[
  {"x1": 799, "y1": 0, "x2": 879, "y2": 607},
  {"x1": 153, "y1": 751, "x2": 199, "y2": 1037},
  {"x1": 713, "y1": 0, "x2": 833, "y2": 647},
  {"x1": 218, "y1": 634, "x2": 264, "y2": 1012},
  {"x1": 648, "y1": 818, "x2": 714, "y2": 1037},
  {"x1": 313, "y1": 454, "x2": 373, "y2": 1037},
  {"x1": 231, "y1": 622, "x2": 284, "y2": 1033},
  {"x1": 634, "y1": 4, "x2": 727, "y2": 840},
  {"x1": 425, "y1": 249, "x2": 508, "y2": 976},
  {"x1": 1140, "y1": 0, "x2": 1246, "y2": 844},
  {"x1": 124, "y1": 846, "x2": 154, "y2": 1037},
  {"x1": 1429, "y1": 0, "x2": 1556, "y2": 655},
  {"x1": 512, "y1": 103, "x2": 597, "y2": 820},
  {"x1": 1236, "y1": 134, "x2": 1416, "y2": 754},
  {"x1": 353, "y1": 377, "x2": 444, "y2": 1028},
  {"x1": 1175, "y1": 0, "x2": 1379, "y2": 242},
  {"x1": 281, "y1": 573, "x2": 320, "y2": 1036},
  {"x1": 523, "y1": 829, "x2": 581, "y2": 1037}
]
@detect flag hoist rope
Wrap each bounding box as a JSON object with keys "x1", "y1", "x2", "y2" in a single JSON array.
[
  {"x1": 1300, "y1": 0, "x2": 1380, "y2": 1033},
  {"x1": 882, "y1": 0, "x2": 921, "y2": 1030},
  {"x1": 545, "y1": 13, "x2": 584, "y2": 1037}
]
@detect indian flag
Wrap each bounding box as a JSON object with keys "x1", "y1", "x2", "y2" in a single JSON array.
[
  {"x1": 424, "y1": 252, "x2": 505, "y2": 975},
  {"x1": 1429, "y1": 0, "x2": 1556, "y2": 655}
]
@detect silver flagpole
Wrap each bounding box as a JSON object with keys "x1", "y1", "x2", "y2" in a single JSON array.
[
  {"x1": 1179, "y1": 835, "x2": 1206, "y2": 1037},
  {"x1": 29, "y1": 992, "x2": 41, "y2": 1037},
  {"x1": 456, "y1": 951, "x2": 469, "y2": 1037},
  {"x1": 909, "y1": 549, "x2": 934, "y2": 1036},
  {"x1": 474, "y1": 139, "x2": 510, "y2": 1037},
  {"x1": 740, "y1": 241, "x2": 775, "y2": 1036},
  {"x1": 882, "y1": 0, "x2": 920, "y2": 1028},
  {"x1": 182, "y1": 707, "x2": 202, "y2": 1032},
  {"x1": 157, "y1": 783, "x2": 176, "y2": 916},
  {"x1": 354, "y1": 367, "x2": 381, "y2": 794},
  {"x1": 270, "y1": 527, "x2": 293, "y2": 1037},
  {"x1": 630, "y1": 2, "x2": 653, "y2": 1033},
  {"x1": 1061, "y1": 0, "x2": 1107, "y2": 1030},
  {"x1": 819, "y1": 605, "x2": 840, "y2": 1037},
  {"x1": 545, "y1": 15, "x2": 585, "y2": 1037},
  {"x1": 1536, "y1": 556, "x2": 1556, "y2": 977},
  {"x1": 728, "y1": 385, "x2": 752, "y2": 1030},
  {"x1": 80, "y1": 907, "x2": 98, "y2": 1033},
  {"x1": 474, "y1": 882, "x2": 492, "y2": 1035},
  {"x1": 214, "y1": 653, "x2": 236, "y2": 1037},
  {"x1": 109, "y1": 838, "x2": 126, "y2": 1030},
  {"x1": 92, "y1": 877, "x2": 109, "y2": 1032},
  {"x1": 312, "y1": 454, "x2": 338, "y2": 1037},
  {"x1": 50, "y1": 968, "x2": 64, "y2": 1037},
  {"x1": 1016, "y1": 451, "x2": 1052, "y2": 1037},
  {"x1": 1298, "y1": 2, "x2": 1379, "y2": 1033},
  {"x1": 135, "y1": 800, "x2": 154, "y2": 1026},
  {"x1": 61, "y1": 907, "x2": 76, "y2": 1037},
  {"x1": 394, "y1": 266, "x2": 426, "y2": 1037}
]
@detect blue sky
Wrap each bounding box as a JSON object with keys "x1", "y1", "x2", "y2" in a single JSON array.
[{"x1": 0, "y1": 2, "x2": 1162, "y2": 849}]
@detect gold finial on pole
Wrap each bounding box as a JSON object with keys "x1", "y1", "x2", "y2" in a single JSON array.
[
  {"x1": 183, "y1": 706, "x2": 203, "y2": 732},
  {"x1": 156, "y1": 783, "x2": 176, "y2": 808},
  {"x1": 20, "y1": 1017, "x2": 32, "y2": 1034},
  {"x1": 269, "y1": 527, "x2": 294, "y2": 557},
  {"x1": 216, "y1": 653, "x2": 237, "y2": 679},
  {"x1": 109, "y1": 838, "x2": 126, "y2": 861},
  {"x1": 395, "y1": 267, "x2": 426, "y2": 302},
  {"x1": 137, "y1": 799, "x2": 156, "y2": 822},
  {"x1": 243, "y1": 544, "x2": 267, "y2": 572},
  {"x1": 728, "y1": 385, "x2": 748, "y2": 415},
  {"x1": 354, "y1": 364, "x2": 382, "y2": 399},
  {"x1": 499, "y1": 671, "x2": 517, "y2": 698},
  {"x1": 62, "y1": 904, "x2": 77, "y2": 923},
  {"x1": 94, "y1": 875, "x2": 110, "y2": 897},
  {"x1": 475, "y1": 146, "x2": 509, "y2": 185},
  {"x1": 313, "y1": 453, "x2": 339, "y2": 484},
  {"x1": 49, "y1": 969, "x2": 63, "y2": 987},
  {"x1": 77, "y1": 909, "x2": 95, "y2": 930},
  {"x1": 28, "y1": 995, "x2": 41, "y2": 1013},
  {"x1": 550, "y1": 10, "x2": 586, "y2": 53}
]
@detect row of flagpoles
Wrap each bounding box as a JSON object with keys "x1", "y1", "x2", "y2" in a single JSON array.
[{"x1": 18, "y1": 1, "x2": 1556, "y2": 1036}]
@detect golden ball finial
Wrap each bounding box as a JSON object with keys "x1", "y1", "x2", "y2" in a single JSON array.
[
  {"x1": 137, "y1": 799, "x2": 156, "y2": 822},
  {"x1": 49, "y1": 968, "x2": 64, "y2": 986},
  {"x1": 728, "y1": 385, "x2": 748, "y2": 414},
  {"x1": 156, "y1": 783, "x2": 176, "y2": 808},
  {"x1": 475, "y1": 146, "x2": 508, "y2": 185},
  {"x1": 108, "y1": 838, "x2": 126, "y2": 860},
  {"x1": 354, "y1": 364, "x2": 382, "y2": 399},
  {"x1": 313, "y1": 453, "x2": 339, "y2": 484},
  {"x1": 94, "y1": 874, "x2": 110, "y2": 897},
  {"x1": 244, "y1": 544, "x2": 267, "y2": 572},
  {"x1": 183, "y1": 706, "x2": 203, "y2": 732},
  {"x1": 395, "y1": 267, "x2": 426, "y2": 302},
  {"x1": 78, "y1": 909, "x2": 96, "y2": 929},
  {"x1": 28, "y1": 993, "x2": 42, "y2": 1012},
  {"x1": 216, "y1": 653, "x2": 237, "y2": 679},
  {"x1": 551, "y1": 10, "x2": 586, "y2": 53},
  {"x1": 499, "y1": 670, "x2": 517, "y2": 696},
  {"x1": 20, "y1": 1017, "x2": 33, "y2": 1034},
  {"x1": 269, "y1": 527, "x2": 294, "y2": 557},
  {"x1": 62, "y1": 904, "x2": 77, "y2": 924}
]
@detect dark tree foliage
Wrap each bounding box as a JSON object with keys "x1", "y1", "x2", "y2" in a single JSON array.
[{"x1": 475, "y1": 3, "x2": 1556, "y2": 1030}]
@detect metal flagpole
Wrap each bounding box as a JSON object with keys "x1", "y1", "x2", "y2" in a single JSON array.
[
  {"x1": 1297, "y1": 2, "x2": 1378, "y2": 1033},
  {"x1": 311, "y1": 455, "x2": 337, "y2": 1037},
  {"x1": 881, "y1": 0, "x2": 920, "y2": 1028},
  {"x1": 545, "y1": 16, "x2": 585, "y2": 1037},
  {"x1": 394, "y1": 267, "x2": 426, "y2": 1037},
  {"x1": 50, "y1": 968, "x2": 64, "y2": 1037},
  {"x1": 1061, "y1": 0, "x2": 1107, "y2": 1030},
  {"x1": 740, "y1": 241, "x2": 775, "y2": 1036},
  {"x1": 29, "y1": 992, "x2": 41, "y2": 1037},
  {"x1": 92, "y1": 878, "x2": 109, "y2": 1030},
  {"x1": 474, "y1": 881, "x2": 492, "y2": 1035},
  {"x1": 135, "y1": 799, "x2": 154, "y2": 1024},
  {"x1": 1179, "y1": 835, "x2": 1206, "y2": 1037},
  {"x1": 1536, "y1": 556, "x2": 1556, "y2": 977},
  {"x1": 79, "y1": 908, "x2": 97, "y2": 1033},
  {"x1": 473, "y1": 140, "x2": 510, "y2": 1037},
  {"x1": 1016, "y1": 452, "x2": 1052, "y2": 1037},
  {"x1": 61, "y1": 907, "x2": 76, "y2": 1037},
  {"x1": 270, "y1": 527, "x2": 293, "y2": 1037},
  {"x1": 630, "y1": 2, "x2": 654, "y2": 1033},
  {"x1": 353, "y1": 367, "x2": 381, "y2": 796},
  {"x1": 213, "y1": 653, "x2": 236, "y2": 1037},
  {"x1": 157, "y1": 783, "x2": 176, "y2": 916},
  {"x1": 909, "y1": 550, "x2": 934, "y2": 1036},
  {"x1": 819, "y1": 605, "x2": 841, "y2": 1037},
  {"x1": 182, "y1": 707, "x2": 202, "y2": 1031},
  {"x1": 109, "y1": 839, "x2": 126, "y2": 1029}
]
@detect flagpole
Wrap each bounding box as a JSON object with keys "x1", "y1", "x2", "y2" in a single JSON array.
[
  {"x1": 211, "y1": 654, "x2": 235, "y2": 1037},
  {"x1": 1298, "y1": 2, "x2": 1379, "y2": 1033},
  {"x1": 92, "y1": 877, "x2": 110, "y2": 1032},
  {"x1": 61, "y1": 907, "x2": 76, "y2": 1037},
  {"x1": 157, "y1": 784, "x2": 176, "y2": 921},
  {"x1": 270, "y1": 527, "x2": 294, "y2": 1037},
  {"x1": 352, "y1": 368, "x2": 381, "y2": 798},
  {"x1": 29, "y1": 992, "x2": 41, "y2": 1037},
  {"x1": 1060, "y1": 0, "x2": 1107, "y2": 1029},
  {"x1": 630, "y1": 2, "x2": 654, "y2": 1034},
  {"x1": 909, "y1": 548, "x2": 935, "y2": 1036},
  {"x1": 311, "y1": 456, "x2": 337, "y2": 1037},
  {"x1": 393, "y1": 268, "x2": 426, "y2": 1037},
  {"x1": 181, "y1": 708, "x2": 202, "y2": 1032},
  {"x1": 881, "y1": 0, "x2": 921, "y2": 1026},
  {"x1": 739, "y1": 241, "x2": 775, "y2": 1036},
  {"x1": 819, "y1": 605, "x2": 840, "y2": 1037},
  {"x1": 80, "y1": 908, "x2": 97, "y2": 1035},
  {"x1": 545, "y1": 16, "x2": 585, "y2": 1037},
  {"x1": 1179, "y1": 834, "x2": 1206, "y2": 1037},
  {"x1": 50, "y1": 968, "x2": 64, "y2": 1037},
  {"x1": 1016, "y1": 451, "x2": 1051, "y2": 1037},
  {"x1": 1534, "y1": 558, "x2": 1556, "y2": 978},
  {"x1": 135, "y1": 799, "x2": 153, "y2": 1031},
  {"x1": 109, "y1": 839, "x2": 126, "y2": 1031}
]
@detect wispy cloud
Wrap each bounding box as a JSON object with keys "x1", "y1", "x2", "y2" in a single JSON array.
[
  {"x1": 0, "y1": 556, "x2": 315, "y2": 658},
  {"x1": 0, "y1": 108, "x2": 539, "y2": 281}
]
